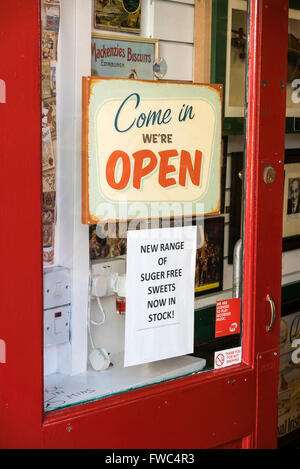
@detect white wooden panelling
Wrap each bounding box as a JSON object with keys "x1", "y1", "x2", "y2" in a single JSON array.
[
  {"x1": 159, "y1": 41, "x2": 193, "y2": 81},
  {"x1": 282, "y1": 249, "x2": 300, "y2": 276},
  {"x1": 282, "y1": 271, "x2": 300, "y2": 285},
  {"x1": 141, "y1": 0, "x2": 155, "y2": 37},
  {"x1": 285, "y1": 134, "x2": 300, "y2": 149},
  {"x1": 152, "y1": 0, "x2": 194, "y2": 43},
  {"x1": 55, "y1": 0, "x2": 91, "y2": 376},
  {"x1": 195, "y1": 288, "x2": 233, "y2": 310},
  {"x1": 169, "y1": 0, "x2": 195, "y2": 4}
]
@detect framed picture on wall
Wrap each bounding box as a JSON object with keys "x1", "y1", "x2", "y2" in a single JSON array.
[
  {"x1": 228, "y1": 151, "x2": 243, "y2": 264},
  {"x1": 94, "y1": 0, "x2": 141, "y2": 34},
  {"x1": 211, "y1": 0, "x2": 300, "y2": 135},
  {"x1": 211, "y1": 0, "x2": 246, "y2": 135},
  {"x1": 195, "y1": 216, "x2": 224, "y2": 297},
  {"x1": 91, "y1": 34, "x2": 158, "y2": 80},
  {"x1": 283, "y1": 149, "x2": 300, "y2": 251},
  {"x1": 224, "y1": 0, "x2": 247, "y2": 120}
]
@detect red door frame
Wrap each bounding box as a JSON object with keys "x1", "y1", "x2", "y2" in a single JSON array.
[{"x1": 0, "y1": 0, "x2": 288, "y2": 449}]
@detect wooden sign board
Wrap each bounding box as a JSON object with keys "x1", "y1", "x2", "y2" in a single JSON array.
[{"x1": 82, "y1": 77, "x2": 222, "y2": 224}]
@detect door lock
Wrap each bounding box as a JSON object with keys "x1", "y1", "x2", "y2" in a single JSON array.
[{"x1": 263, "y1": 166, "x2": 276, "y2": 184}]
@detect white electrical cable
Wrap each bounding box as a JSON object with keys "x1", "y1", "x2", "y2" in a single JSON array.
[
  {"x1": 90, "y1": 296, "x2": 106, "y2": 326},
  {"x1": 87, "y1": 293, "x2": 96, "y2": 351},
  {"x1": 87, "y1": 266, "x2": 111, "y2": 371},
  {"x1": 87, "y1": 265, "x2": 108, "y2": 353}
]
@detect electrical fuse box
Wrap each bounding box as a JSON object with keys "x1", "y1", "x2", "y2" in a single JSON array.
[
  {"x1": 44, "y1": 306, "x2": 70, "y2": 347},
  {"x1": 44, "y1": 266, "x2": 71, "y2": 347}
]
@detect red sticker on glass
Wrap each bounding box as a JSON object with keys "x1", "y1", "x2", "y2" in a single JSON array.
[{"x1": 215, "y1": 298, "x2": 241, "y2": 338}]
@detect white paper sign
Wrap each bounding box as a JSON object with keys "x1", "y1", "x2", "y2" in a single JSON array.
[
  {"x1": 124, "y1": 225, "x2": 197, "y2": 367},
  {"x1": 214, "y1": 347, "x2": 242, "y2": 369}
]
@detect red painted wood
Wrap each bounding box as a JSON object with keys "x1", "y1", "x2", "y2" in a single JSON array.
[
  {"x1": 242, "y1": 0, "x2": 288, "y2": 449},
  {"x1": 42, "y1": 366, "x2": 255, "y2": 449},
  {"x1": 0, "y1": 1, "x2": 43, "y2": 448},
  {"x1": 0, "y1": 0, "x2": 289, "y2": 449}
]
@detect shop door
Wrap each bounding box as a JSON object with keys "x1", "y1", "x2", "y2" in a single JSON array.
[{"x1": 0, "y1": 0, "x2": 289, "y2": 449}]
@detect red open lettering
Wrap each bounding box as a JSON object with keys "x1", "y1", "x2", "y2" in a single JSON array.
[
  {"x1": 158, "y1": 149, "x2": 178, "y2": 188},
  {"x1": 105, "y1": 149, "x2": 203, "y2": 190},
  {"x1": 132, "y1": 149, "x2": 157, "y2": 189},
  {"x1": 106, "y1": 150, "x2": 130, "y2": 190},
  {"x1": 179, "y1": 150, "x2": 202, "y2": 187}
]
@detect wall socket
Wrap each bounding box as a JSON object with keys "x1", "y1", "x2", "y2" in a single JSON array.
[
  {"x1": 91, "y1": 257, "x2": 126, "y2": 297},
  {"x1": 44, "y1": 266, "x2": 71, "y2": 348},
  {"x1": 91, "y1": 257, "x2": 126, "y2": 277}
]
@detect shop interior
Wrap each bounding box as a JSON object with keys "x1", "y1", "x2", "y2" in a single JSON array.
[{"x1": 41, "y1": 0, "x2": 300, "y2": 447}]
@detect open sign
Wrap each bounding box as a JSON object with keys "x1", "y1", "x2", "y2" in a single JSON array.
[{"x1": 82, "y1": 78, "x2": 222, "y2": 223}]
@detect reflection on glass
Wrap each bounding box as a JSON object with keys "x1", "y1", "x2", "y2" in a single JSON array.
[
  {"x1": 287, "y1": 12, "x2": 300, "y2": 116},
  {"x1": 229, "y1": 8, "x2": 247, "y2": 109}
]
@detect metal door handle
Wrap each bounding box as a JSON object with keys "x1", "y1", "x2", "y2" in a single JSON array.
[
  {"x1": 233, "y1": 239, "x2": 242, "y2": 298},
  {"x1": 266, "y1": 294, "x2": 276, "y2": 332}
]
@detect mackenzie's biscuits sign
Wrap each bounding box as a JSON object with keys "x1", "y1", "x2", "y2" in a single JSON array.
[{"x1": 82, "y1": 78, "x2": 223, "y2": 223}]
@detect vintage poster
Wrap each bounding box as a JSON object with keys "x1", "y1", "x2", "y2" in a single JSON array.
[
  {"x1": 45, "y1": 3, "x2": 60, "y2": 32},
  {"x1": 94, "y1": 0, "x2": 141, "y2": 34},
  {"x1": 82, "y1": 78, "x2": 223, "y2": 224},
  {"x1": 42, "y1": 30, "x2": 58, "y2": 60},
  {"x1": 42, "y1": 97, "x2": 56, "y2": 138},
  {"x1": 42, "y1": 126, "x2": 55, "y2": 171},
  {"x1": 91, "y1": 35, "x2": 158, "y2": 80},
  {"x1": 42, "y1": 223, "x2": 55, "y2": 248},
  {"x1": 43, "y1": 191, "x2": 56, "y2": 210},
  {"x1": 124, "y1": 225, "x2": 197, "y2": 367},
  {"x1": 50, "y1": 61, "x2": 57, "y2": 96},
  {"x1": 43, "y1": 171, "x2": 56, "y2": 192},
  {"x1": 42, "y1": 60, "x2": 52, "y2": 99},
  {"x1": 41, "y1": 1, "x2": 60, "y2": 267},
  {"x1": 43, "y1": 248, "x2": 55, "y2": 265},
  {"x1": 42, "y1": 191, "x2": 56, "y2": 265}
]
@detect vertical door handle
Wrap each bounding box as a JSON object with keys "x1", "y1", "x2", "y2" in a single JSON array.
[
  {"x1": 266, "y1": 294, "x2": 276, "y2": 332},
  {"x1": 233, "y1": 239, "x2": 242, "y2": 298}
]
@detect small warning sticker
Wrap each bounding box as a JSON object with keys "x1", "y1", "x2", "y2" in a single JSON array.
[
  {"x1": 215, "y1": 298, "x2": 241, "y2": 338},
  {"x1": 214, "y1": 347, "x2": 242, "y2": 369}
]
